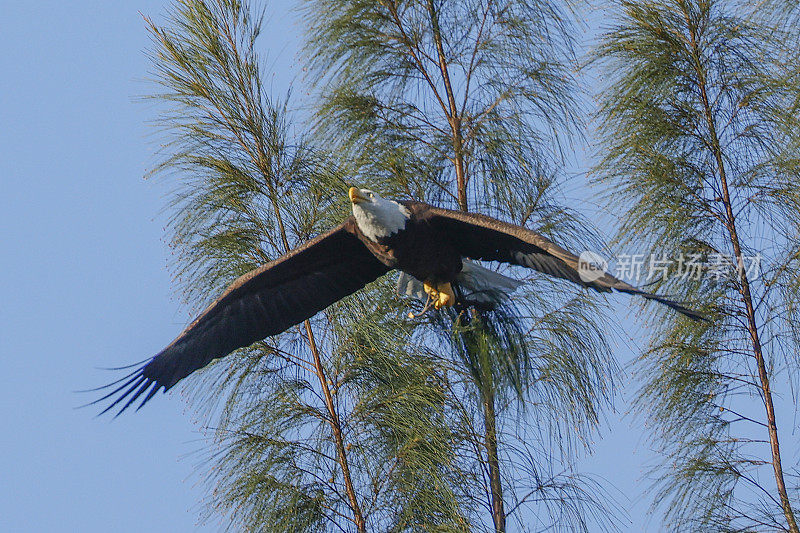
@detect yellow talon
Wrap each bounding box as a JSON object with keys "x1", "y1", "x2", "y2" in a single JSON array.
[
  {"x1": 437, "y1": 282, "x2": 454, "y2": 308},
  {"x1": 423, "y1": 280, "x2": 438, "y2": 297},
  {"x1": 437, "y1": 293, "x2": 450, "y2": 308}
]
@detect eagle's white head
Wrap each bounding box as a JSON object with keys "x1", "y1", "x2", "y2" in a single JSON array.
[{"x1": 349, "y1": 187, "x2": 411, "y2": 241}]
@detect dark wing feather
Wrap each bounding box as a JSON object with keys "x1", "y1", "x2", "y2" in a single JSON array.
[
  {"x1": 95, "y1": 218, "x2": 389, "y2": 415},
  {"x1": 405, "y1": 202, "x2": 703, "y2": 321}
]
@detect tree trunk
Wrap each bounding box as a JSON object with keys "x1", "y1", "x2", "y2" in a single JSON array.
[
  {"x1": 428, "y1": 2, "x2": 503, "y2": 528},
  {"x1": 483, "y1": 390, "x2": 506, "y2": 532},
  {"x1": 270, "y1": 190, "x2": 366, "y2": 533},
  {"x1": 427, "y1": 0, "x2": 469, "y2": 212},
  {"x1": 305, "y1": 321, "x2": 367, "y2": 533},
  {"x1": 685, "y1": 10, "x2": 799, "y2": 530}
]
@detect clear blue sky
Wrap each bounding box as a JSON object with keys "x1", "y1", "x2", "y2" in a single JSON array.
[{"x1": 2, "y1": 2, "x2": 795, "y2": 532}]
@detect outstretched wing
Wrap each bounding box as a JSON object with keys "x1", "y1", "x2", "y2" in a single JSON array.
[
  {"x1": 406, "y1": 202, "x2": 703, "y2": 320},
  {"x1": 95, "y1": 218, "x2": 390, "y2": 415}
]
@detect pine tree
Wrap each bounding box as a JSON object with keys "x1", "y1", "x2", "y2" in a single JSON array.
[
  {"x1": 595, "y1": 1, "x2": 800, "y2": 530},
  {"x1": 302, "y1": 1, "x2": 618, "y2": 530},
  {"x1": 145, "y1": 1, "x2": 467, "y2": 530}
]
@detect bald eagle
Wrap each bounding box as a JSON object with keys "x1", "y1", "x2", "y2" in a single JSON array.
[{"x1": 95, "y1": 187, "x2": 701, "y2": 414}]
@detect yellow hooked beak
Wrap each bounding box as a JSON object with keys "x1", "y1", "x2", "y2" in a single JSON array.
[{"x1": 349, "y1": 187, "x2": 367, "y2": 204}]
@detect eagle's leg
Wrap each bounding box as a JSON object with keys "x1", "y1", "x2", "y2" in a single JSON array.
[
  {"x1": 423, "y1": 280, "x2": 440, "y2": 300},
  {"x1": 414, "y1": 280, "x2": 455, "y2": 314},
  {"x1": 421, "y1": 280, "x2": 455, "y2": 309}
]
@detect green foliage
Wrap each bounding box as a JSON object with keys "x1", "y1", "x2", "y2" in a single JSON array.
[
  {"x1": 302, "y1": 0, "x2": 582, "y2": 216},
  {"x1": 594, "y1": 0, "x2": 800, "y2": 529},
  {"x1": 302, "y1": 0, "x2": 620, "y2": 530},
  {"x1": 430, "y1": 296, "x2": 618, "y2": 531}
]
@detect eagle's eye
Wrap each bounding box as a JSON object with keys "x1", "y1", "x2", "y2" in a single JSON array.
[{"x1": 369, "y1": 192, "x2": 375, "y2": 199}]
